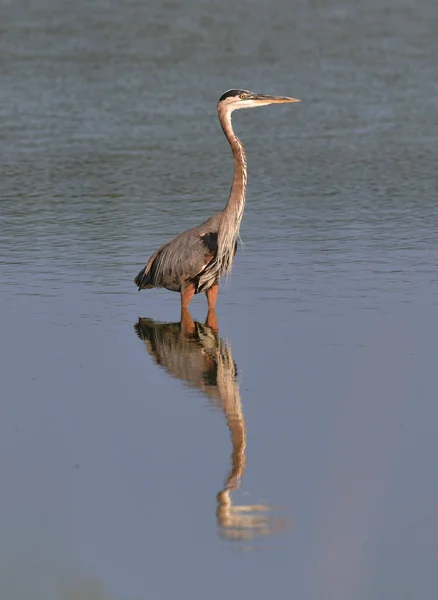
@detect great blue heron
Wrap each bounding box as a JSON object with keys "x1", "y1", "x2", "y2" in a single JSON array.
[{"x1": 134, "y1": 89, "x2": 300, "y2": 310}]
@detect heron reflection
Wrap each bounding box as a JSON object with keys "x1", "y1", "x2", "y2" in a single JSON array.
[{"x1": 134, "y1": 309, "x2": 289, "y2": 541}]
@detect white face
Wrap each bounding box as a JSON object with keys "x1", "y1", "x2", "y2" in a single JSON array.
[
  {"x1": 219, "y1": 90, "x2": 300, "y2": 112},
  {"x1": 220, "y1": 91, "x2": 272, "y2": 111}
]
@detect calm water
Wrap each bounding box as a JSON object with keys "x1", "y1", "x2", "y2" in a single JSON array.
[{"x1": 1, "y1": 0, "x2": 438, "y2": 598}]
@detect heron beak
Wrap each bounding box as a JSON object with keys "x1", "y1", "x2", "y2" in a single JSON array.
[{"x1": 252, "y1": 94, "x2": 301, "y2": 104}]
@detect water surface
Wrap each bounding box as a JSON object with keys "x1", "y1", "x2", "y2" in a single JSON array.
[{"x1": 1, "y1": 0, "x2": 438, "y2": 598}]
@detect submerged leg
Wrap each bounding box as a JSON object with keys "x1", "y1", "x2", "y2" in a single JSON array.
[
  {"x1": 205, "y1": 283, "x2": 219, "y2": 310},
  {"x1": 205, "y1": 308, "x2": 218, "y2": 333},
  {"x1": 181, "y1": 283, "x2": 195, "y2": 310},
  {"x1": 181, "y1": 308, "x2": 195, "y2": 334}
]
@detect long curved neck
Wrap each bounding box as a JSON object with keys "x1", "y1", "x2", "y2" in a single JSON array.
[
  {"x1": 219, "y1": 106, "x2": 247, "y2": 214},
  {"x1": 196, "y1": 105, "x2": 248, "y2": 291}
]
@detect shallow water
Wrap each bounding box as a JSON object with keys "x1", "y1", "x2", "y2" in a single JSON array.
[{"x1": 1, "y1": 0, "x2": 438, "y2": 598}]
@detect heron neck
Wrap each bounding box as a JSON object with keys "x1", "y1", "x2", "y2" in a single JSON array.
[
  {"x1": 219, "y1": 107, "x2": 247, "y2": 213},
  {"x1": 196, "y1": 106, "x2": 247, "y2": 289}
]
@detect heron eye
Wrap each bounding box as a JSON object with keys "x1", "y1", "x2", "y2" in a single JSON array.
[{"x1": 239, "y1": 94, "x2": 246, "y2": 100}]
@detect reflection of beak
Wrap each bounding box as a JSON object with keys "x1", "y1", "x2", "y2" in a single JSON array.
[{"x1": 252, "y1": 94, "x2": 301, "y2": 104}]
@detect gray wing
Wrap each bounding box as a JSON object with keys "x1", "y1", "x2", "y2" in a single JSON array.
[{"x1": 134, "y1": 214, "x2": 222, "y2": 293}]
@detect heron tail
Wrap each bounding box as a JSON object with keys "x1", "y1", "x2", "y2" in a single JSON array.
[{"x1": 134, "y1": 267, "x2": 153, "y2": 290}]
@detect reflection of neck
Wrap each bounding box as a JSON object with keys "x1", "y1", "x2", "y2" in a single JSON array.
[
  {"x1": 222, "y1": 394, "x2": 247, "y2": 491},
  {"x1": 215, "y1": 360, "x2": 250, "y2": 536},
  {"x1": 215, "y1": 341, "x2": 289, "y2": 542},
  {"x1": 212, "y1": 332, "x2": 246, "y2": 489}
]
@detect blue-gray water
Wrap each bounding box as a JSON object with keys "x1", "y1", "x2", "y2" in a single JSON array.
[{"x1": 1, "y1": 0, "x2": 438, "y2": 598}]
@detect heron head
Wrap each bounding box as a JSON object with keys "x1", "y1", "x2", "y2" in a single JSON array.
[{"x1": 218, "y1": 89, "x2": 300, "y2": 112}]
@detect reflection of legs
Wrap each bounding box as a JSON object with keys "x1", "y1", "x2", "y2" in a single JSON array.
[
  {"x1": 181, "y1": 308, "x2": 195, "y2": 334},
  {"x1": 206, "y1": 309, "x2": 218, "y2": 333},
  {"x1": 205, "y1": 283, "x2": 219, "y2": 310},
  {"x1": 181, "y1": 284, "x2": 195, "y2": 310}
]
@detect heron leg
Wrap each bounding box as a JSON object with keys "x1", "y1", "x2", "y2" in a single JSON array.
[
  {"x1": 205, "y1": 283, "x2": 219, "y2": 310},
  {"x1": 181, "y1": 283, "x2": 195, "y2": 310},
  {"x1": 181, "y1": 308, "x2": 195, "y2": 334},
  {"x1": 205, "y1": 308, "x2": 218, "y2": 333}
]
